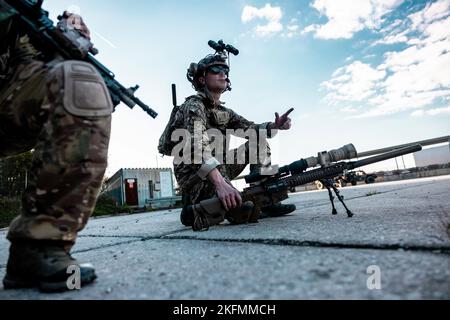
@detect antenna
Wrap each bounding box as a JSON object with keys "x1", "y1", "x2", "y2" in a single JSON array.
[{"x1": 172, "y1": 84, "x2": 177, "y2": 108}]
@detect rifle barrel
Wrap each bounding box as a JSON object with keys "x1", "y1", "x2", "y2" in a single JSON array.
[
  {"x1": 358, "y1": 136, "x2": 448, "y2": 158},
  {"x1": 353, "y1": 145, "x2": 422, "y2": 168}
]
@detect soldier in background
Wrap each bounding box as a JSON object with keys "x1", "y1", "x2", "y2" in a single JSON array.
[
  {"x1": 159, "y1": 51, "x2": 296, "y2": 229},
  {"x1": 0, "y1": 9, "x2": 112, "y2": 292}
]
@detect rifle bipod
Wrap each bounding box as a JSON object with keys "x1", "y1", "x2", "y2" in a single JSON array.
[{"x1": 320, "y1": 179, "x2": 354, "y2": 218}]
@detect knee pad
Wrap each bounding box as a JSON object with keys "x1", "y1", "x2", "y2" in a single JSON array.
[{"x1": 52, "y1": 60, "x2": 113, "y2": 117}]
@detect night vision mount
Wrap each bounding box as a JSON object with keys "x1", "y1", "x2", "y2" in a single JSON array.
[
  {"x1": 208, "y1": 40, "x2": 239, "y2": 69},
  {"x1": 208, "y1": 40, "x2": 240, "y2": 56}
]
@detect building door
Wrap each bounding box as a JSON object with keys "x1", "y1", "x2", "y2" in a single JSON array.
[
  {"x1": 148, "y1": 180, "x2": 154, "y2": 199},
  {"x1": 124, "y1": 179, "x2": 138, "y2": 206}
]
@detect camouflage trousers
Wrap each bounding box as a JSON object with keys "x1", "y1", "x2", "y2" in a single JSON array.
[
  {"x1": 178, "y1": 140, "x2": 271, "y2": 206},
  {"x1": 0, "y1": 59, "x2": 112, "y2": 245}
]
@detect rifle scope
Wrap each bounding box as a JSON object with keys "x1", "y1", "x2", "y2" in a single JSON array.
[
  {"x1": 245, "y1": 144, "x2": 358, "y2": 184},
  {"x1": 305, "y1": 144, "x2": 357, "y2": 168}
]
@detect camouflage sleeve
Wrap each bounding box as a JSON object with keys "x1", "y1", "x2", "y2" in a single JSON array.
[
  {"x1": 227, "y1": 109, "x2": 277, "y2": 138},
  {"x1": 181, "y1": 99, "x2": 221, "y2": 180}
]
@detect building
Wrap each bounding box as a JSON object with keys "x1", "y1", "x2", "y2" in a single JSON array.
[
  {"x1": 105, "y1": 168, "x2": 179, "y2": 208},
  {"x1": 413, "y1": 144, "x2": 450, "y2": 167}
]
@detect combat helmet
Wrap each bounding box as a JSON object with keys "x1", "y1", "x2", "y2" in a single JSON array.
[{"x1": 187, "y1": 40, "x2": 239, "y2": 93}]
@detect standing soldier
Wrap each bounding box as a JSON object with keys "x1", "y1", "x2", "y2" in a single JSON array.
[
  {"x1": 159, "y1": 41, "x2": 296, "y2": 231},
  {"x1": 1, "y1": 7, "x2": 112, "y2": 292}
]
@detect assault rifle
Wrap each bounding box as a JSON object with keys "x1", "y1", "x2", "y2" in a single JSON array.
[
  {"x1": 1, "y1": 0, "x2": 158, "y2": 118},
  {"x1": 186, "y1": 144, "x2": 422, "y2": 231}
]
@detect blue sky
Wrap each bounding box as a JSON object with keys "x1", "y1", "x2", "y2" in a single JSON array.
[{"x1": 43, "y1": 0, "x2": 450, "y2": 179}]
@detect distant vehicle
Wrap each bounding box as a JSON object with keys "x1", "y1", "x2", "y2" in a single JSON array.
[
  {"x1": 315, "y1": 170, "x2": 377, "y2": 190},
  {"x1": 341, "y1": 170, "x2": 378, "y2": 186}
]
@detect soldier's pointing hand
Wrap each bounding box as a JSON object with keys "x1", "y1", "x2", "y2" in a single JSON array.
[{"x1": 270, "y1": 108, "x2": 294, "y2": 130}]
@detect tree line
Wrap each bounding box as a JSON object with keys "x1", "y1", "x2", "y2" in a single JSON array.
[{"x1": 0, "y1": 151, "x2": 33, "y2": 198}]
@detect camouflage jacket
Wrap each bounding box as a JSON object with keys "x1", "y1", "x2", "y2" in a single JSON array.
[{"x1": 162, "y1": 92, "x2": 275, "y2": 191}]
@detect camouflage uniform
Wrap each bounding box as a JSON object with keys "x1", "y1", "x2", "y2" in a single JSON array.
[
  {"x1": 170, "y1": 92, "x2": 275, "y2": 206},
  {"x1": 160, "y1": 51, "x2": 295, "y2": 230},
  {"x1": 1, "y1": 11, "x2": 112, "y2": 248}
]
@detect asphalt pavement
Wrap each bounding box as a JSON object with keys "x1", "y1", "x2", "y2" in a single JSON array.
[{"x1": 0, "y1": 175, "x2": 449, "y2": 300}]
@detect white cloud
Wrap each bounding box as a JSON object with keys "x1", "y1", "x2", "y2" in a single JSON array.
[
  {"x1": 421, "y1": 14, "x2": 450, "y2": 43},
  {"x1": 307, "y1": 0, "x2": 404, "y2": 39},
  {"x1": 242, "y1": 4, "x2": 282, "y2": 23},
  {"x1": 357, "y1": 90, "x2": 450, "y2": 117},
  {"x1": 364, "y1": 54, "x2": 376, "y2": 59},
  {"x1": 284, "y1": 23, "x2": 300, "y2": 38},
  {"x1": 409, "y1": 0, "x2": 450, "y2": 30},
  {"x1": 321, "y1": 1, "x2": 450, "y2": 118},
  {"x1": 255, "y1": 21, "x2": 283, "y2": 36},
  {"x1": 373, "y1": 0, "x2": 450, "y2": 47},
  {"x1": 301, "y1": 24, "x2": 319, "y2": 35},
  {"x1": 411, "y1": 110, "x2": 425, "y2": 117},
  {"x1": 241, "y1": 4, "x2": 283, "y2": 37},
  {"x1": 340, "y1": 106, "x2": 359, "y2": 113},
  {"x1": 321, "y1": 61, "x2": 386, "y2": 103},
  {"x1": 380, "y1": 19, "x2": 403, "y2": 33},
  {"x1": 411, "y1": 106, "x2": 450, "y2": 117},
  {"x1": 373, "y1": 32, "x2": 408, "y2": 45}
]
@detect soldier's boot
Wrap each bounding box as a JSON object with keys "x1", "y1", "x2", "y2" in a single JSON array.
[
  {"x1": 180, "y1": 206, "x2": 194, "y2": 227},
  {"x1": 3, "y1": 240, "x2": 97, "y2": 293},
  {"x1": 259, "y1": 203, "x2": 297, "y2": 219}
]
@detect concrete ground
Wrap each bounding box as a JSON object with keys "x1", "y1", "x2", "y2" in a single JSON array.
[{"x1": 0, "y1": 176, "x2": 449, "y2": 300}]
